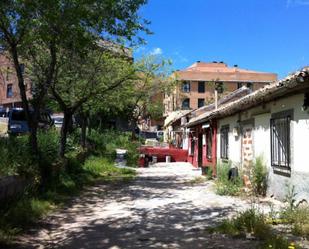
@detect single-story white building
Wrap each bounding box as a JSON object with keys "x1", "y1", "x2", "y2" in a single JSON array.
[{"x1": 191, "y1": 67, "x2": 309, "y2": 202}]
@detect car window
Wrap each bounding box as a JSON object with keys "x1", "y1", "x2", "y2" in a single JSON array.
[{"x1": 11, "y1": 111, "x2": 26, "y2": 121}]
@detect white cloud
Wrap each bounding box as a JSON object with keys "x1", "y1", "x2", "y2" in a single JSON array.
[{"x1": 150, "y1": 47, "x2": 163, "y2": 55}]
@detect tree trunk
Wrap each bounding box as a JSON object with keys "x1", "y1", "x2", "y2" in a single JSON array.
[
  {"x1": 88, "y1": 117, "x2": 92, "y2": 136},
  {"x1": 59, "y1": 111, "x2": 72, "y2": 158},
  {"x1": 10, "y1": 45, "x2": 39, "y2": 154}
]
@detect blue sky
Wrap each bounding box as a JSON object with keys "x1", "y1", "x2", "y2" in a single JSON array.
[{"x1": 134, "y1": 0, "x2": 309, "y2": 79}]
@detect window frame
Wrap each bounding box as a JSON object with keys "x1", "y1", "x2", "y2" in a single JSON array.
[
  {"x1": 182, "y1": 98, "x2": 190, "y2": 110},
  {"x1": 6, "y1": 84, "x2": 13, "y2": 98},
  {"x1": 270, "y1": 109, "x2": 293, "y2": 172},
  {"x1": 198, "y1": 98, "x2": 205, "y2": 108},
  {"x1": 198, "y1": 81, "x2": 205, "y2": 93},
  {"x1": 182, "y1": 81, "x2": 190, "y2": 93},
  {"x1": 220, "y1": 125, "x2": 229, "y2": 160}
]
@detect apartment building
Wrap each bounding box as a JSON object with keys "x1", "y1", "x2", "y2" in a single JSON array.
[
  {"x1": 0, "y1": 53, "x2": 32, "y2": 109},
  {"x1": 164, "y1": 61, "x2": 277, "y2": 115}
]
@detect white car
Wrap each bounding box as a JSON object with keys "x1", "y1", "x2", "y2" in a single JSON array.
[{"x1": 51, "y1": 115, "x2": 64, "y2": 129}]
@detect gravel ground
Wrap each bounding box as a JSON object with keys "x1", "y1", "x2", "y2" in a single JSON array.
[{"x1": 9, "y1": 163, "x2": 287, "y2": 249}]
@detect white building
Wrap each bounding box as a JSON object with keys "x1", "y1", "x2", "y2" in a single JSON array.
[{"x1": 191, "y1": 67, "x2": 309, "y2": 202}]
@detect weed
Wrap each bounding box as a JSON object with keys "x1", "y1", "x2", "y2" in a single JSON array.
[
  {"x1": 211, "y1": 207, "x2": 301, "y2": 249},
  {"x1": 215, "y1": 162, "x2": 243, "y2": 196},
  {"x1": 251, "y1": 156, "x2": 268, "y2": 196}
]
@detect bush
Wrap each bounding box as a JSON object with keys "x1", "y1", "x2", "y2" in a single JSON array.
[
  {"x1": 211, "y1": 207, "x2": 301, "y2": 249},
  {"x1": 0, "y1": 136, "x2": 35, "y2": 177},
  {"x1": 211, "y1": 206, "x2": 271, "y2": 238},
  {"x1": 83, "y1": 156, "x2": 136, "y2": 182},
  {"x1": 281, "y1": 206, "x2": 309, "y2": 238},
  {"x1": 251, "y1": 156, "x2": 268, "y2": 196},
  {"x1": 215, "y1": 162, "x2": 243, "y2": 196},
  {"x1": 87, "y1": 129, "x2": 141, "y2": 167}
]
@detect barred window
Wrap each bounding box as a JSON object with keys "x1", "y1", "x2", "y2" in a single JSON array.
[
  {"x1": 270, "y1": 115, "x2": 291, "y2": 169},
  {"x1": 220, "y1": 126, "x2": 229, "y2": 159},
  {"x1": 270, "y1": 116, "x2": 290, "y2": 167}
]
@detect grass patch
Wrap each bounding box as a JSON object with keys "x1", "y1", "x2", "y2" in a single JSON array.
[
  {"x1": 83, "y1": 156, "x2": 136, "y2": 182},
  {"x1": 0, "y1": 155, "x2": 136, "y2": 244},
  {"x1": 0, "y1": 198, "x2": 54, "y2": 244},
  {"x1": 209, "y1": 207, "x2": 301, "y2": 249}
]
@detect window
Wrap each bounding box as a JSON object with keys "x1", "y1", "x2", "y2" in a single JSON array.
[
  {"x1": 182, "y1": 98, "x2": 190, "y2": 109},
  {"x1": 198, "y1": 98, "x2": 205, "y2": 108},
  {"x1": 182, "y1": 81, "x2": 190, "y2": 92},
  {"x1": 198, "y1": 81, "x2": 205, "y2": 93},
  {"x1": 206, "y1": 128, "x2": 213, "y2": 160},
  {"x1": 270, "y1": 110, "x2": 293, "y2": 170},
  {"x1": 6, "y1": 84, "x2": 13, "y2": 98},
  {"x1": 220, "y1": 126, "x2": 229, "y2": 159},
  {"x1": 237, "y1": 82, "x2": 243, "y2": 89}
]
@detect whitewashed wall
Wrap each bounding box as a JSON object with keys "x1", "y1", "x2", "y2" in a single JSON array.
[
  {"x1": 217, "y1": 115, "x2": 241, "y2": 166},
  {"x1": 216, "y1": 93, "x2": 309, "y2": 202}
]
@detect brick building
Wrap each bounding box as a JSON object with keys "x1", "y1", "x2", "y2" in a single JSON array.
[
  {"x1": 0, "y1": 53, "x2": 32, "y2": 109},
  {"x1": 164, "y1": 61, "x2": 277, "y2": 115}
]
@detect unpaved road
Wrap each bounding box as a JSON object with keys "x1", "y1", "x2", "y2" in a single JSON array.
[{"x1": 11, "y1": 163, "x2": 276, "y2": 249}]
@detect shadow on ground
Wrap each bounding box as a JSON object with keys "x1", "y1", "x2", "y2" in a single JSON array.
[{"x1": 9, "y1": 169, "x2": 258, "y2": 249}]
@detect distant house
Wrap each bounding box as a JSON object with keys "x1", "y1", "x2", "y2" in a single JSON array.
[
  {"x1": 185, "y1": 67, "x2": 309, "y2": 202},
  {"x1": 163, "y1": 61, "x2": 277, "y2": 115},
  {"x1": 0, "y1": 53, "x2": 32, "y2": 109}
]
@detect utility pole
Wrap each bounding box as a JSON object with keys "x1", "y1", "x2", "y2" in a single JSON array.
[{"x1": 215, "y1": 89, "x2": 218, "y2": 110}]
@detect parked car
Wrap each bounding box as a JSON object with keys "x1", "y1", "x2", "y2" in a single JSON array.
[
  {"x1": 8, "y1": 108, "x2": 54, "y2": 135},
  {"x1": 51, "y1": 114, "x2": 64, "y2": 129}
]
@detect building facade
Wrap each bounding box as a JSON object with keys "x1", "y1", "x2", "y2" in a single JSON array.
[
  {"x1": 0, "y1": 53, "x2": 32, "y2": 109},
  {"x1": 164, "y1": 61, "x2": 277, "y2": 115},
  {"x1": 185, "y1": 67, "x2": 309, "y2": 202}
]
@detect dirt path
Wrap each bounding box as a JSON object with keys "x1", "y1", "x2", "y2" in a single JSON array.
[{"x1": 11, "y1": 163, "x2": 275, "y2": 249}]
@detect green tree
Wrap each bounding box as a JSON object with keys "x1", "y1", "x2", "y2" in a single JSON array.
[
  {"x1": 0, "y1": 0, "x2": 149, "y2": 181},
  {"x1": 50, "y1": 47, "x2": 135, "y2": 157}
]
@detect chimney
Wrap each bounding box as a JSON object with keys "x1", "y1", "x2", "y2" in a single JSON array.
[
  {"x1": 196, "y1": 60, "x2": 201, "y2": 63},
  {"x1": 212, "y1": 61, "x2": 217, "y2": 63},
  {"x1": 234, "y1": 64, "x2": 238, "y2": 67},
  {"x1": 220, "y1": 61, "x2": 224, "y2": 63}
]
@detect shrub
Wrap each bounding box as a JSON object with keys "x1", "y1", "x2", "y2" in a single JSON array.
[
  {"x1": 281, "y1": 206, "x2": 309, "y2": 238},
  {"x1": 215, "y1": 162, "x2": 243, "y2": 196},
  {"x1": 87, "y1": 129, "x2": 141, "y2": 167},
  {"x1": 251, "y1": 156, "x2": 268, "y2": 196},
  {"x1": 210, "y1": 206, "x2": 271, "y2": 239},
  {"x1": 211, "y1": 207, "x2": 301, "y2": 249}
]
